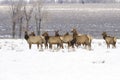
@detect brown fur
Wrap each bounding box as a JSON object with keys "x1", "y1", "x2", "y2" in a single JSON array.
[
  {"x1": 24, "y1": 31, "x2": 45, "y2": 49},
  {"x1": 102, "y1": 32, "x2": 117, "y2": 48},
  {"x1": 60, "y1": 35, "x2": 73, "y2": 48},
  {"x1": 60, "y1": 35, "x2": 73, "y2": 43},
  {"x1": 53, "y1": 31, "x2": 73, "y2": 49},
  {"x1": 71, "y1": 28, "x2": 92, "y2": 49},
  {"x1": 54, "y1": 31, "x2": 73, "y2": 48},
  {"x1": 42, "y1": 32, "x2": 63, "y2": 49},
  {"x1": 48, "y1": 36, "x2": 63, "y2": 49},
  {"x1": 76, "y1": 35, "x2": 92, "y2": 49}
]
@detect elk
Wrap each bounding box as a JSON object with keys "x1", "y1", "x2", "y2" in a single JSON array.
[
  {"x1": 71, "y1": 28, "x2": 92, "y2": 50},
  {"x1": 55, "y1": 31, "x2": 73, "y2": 48},
  {"x1": 24, "y1": 31, "x2": 45, "y2": 49},
  {"x1": 102, "y1": 32, "x2": 117, "y2": 48},
  {"x1": 42, "y1": 32, "x2": 63, "y2": 49}
]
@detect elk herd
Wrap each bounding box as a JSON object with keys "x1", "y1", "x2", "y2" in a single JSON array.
[{"x1": 24, "y1": 28, "x2": 117, "y2": 51}]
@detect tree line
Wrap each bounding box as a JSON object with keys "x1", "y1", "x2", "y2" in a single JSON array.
[
  {"x1": 0, "y1": 0, "x2": 119, "y2": 39},
  {"x1": 8, "y1": 0, "x2": 45, "y2": 38},
  {"x1": 0, "y1": 0, "x2": 119, "y2": 4}
]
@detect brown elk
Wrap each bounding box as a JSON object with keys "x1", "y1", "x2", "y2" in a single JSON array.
[
  {"x1": 24, "y1": 31, "x2": 45, "y2": 49},
  {"x1": 71, "y1": 28, "x2": 92, "y2": 50},
  {"x1": 42, "y1": 32, "x2": 63, "y2": 49},
  {"x1": 55, "y1": 31, "x2": 73, "y2": 48},
  {"x1": 60, "y1": 34, "x2": 73, "y2": 48},
  {"x1": 102, "y1": 32, "x2": 117, "y2": 48}
]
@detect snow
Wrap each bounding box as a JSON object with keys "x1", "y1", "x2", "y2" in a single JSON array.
[{"x1": 0, "y1": 39, "x2": 120, "y2": 80}]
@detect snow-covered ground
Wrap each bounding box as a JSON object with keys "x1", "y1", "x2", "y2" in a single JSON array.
[{"x1": 0, "y1": 39, "x2": 120, "y2": 80}]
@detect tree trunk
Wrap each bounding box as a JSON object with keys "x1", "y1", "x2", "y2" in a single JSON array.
[
  {"x1": 12, "y1": 22, "x2": 16, "y2": 38},
  {"x1": 38, "y1": 18, "x2": 41, "y2": 35},
  {"x1": 26, "y1": 21, "x2": 29, "y2": 31},
  {"x1": 19, "y1": 17, "x2": 23, "y2": 38},
  {"x1": 35, "y1": 18, "x2": 38, "y2": 35}
]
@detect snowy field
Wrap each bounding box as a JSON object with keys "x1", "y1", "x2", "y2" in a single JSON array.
[{"x1": 0, "y1": 39, "x2": 120, "y2": 80}]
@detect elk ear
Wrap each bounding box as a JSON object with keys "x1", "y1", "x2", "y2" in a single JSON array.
[
  {"x1": 102, "y1": 32, "x2": 107, "y2": 36},
  {"x1": 25, "y1": 31, "x2": 27, "y2": 34}
]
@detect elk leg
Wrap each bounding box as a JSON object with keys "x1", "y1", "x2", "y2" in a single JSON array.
[
  {"x1": 107, "y1": 43, "x2": 110, "y2": 48},
  {"x1": 114, "y1": 44, "x2": 116, "y2": 48},
  {"x1": 49, "y1": 44, "x2": 52, "y2": 49},
  {"x1": 76, "y1": 43, "x2": 79, "y2": 48},
  {"x1": 29, "y1": 44, "x2": 31, "y2": 49},
  {"x1": 51, "y1": 44, "x2": 52, "y2": 49},
  {"x1": 72, "y1": 44, "x2": 74, "y2": 48},
  {"x1": 45, "y1": 41, "x2": 48, "y2": 49},
  {"x1": 41, "y1": 44, "x2": 43, "y2": 49},
  {"x1": 37, "y1": 43, "x2": 39, "y2": 49},
  {"x1": 46, "y1": 43, "x2": 48, "y2": 49},
  {"x1": 88, "y1": 43, "x2": 91, "y2": 50},
  {"x1": 57, "y1": 44, "x2": 59, "y2": 48},
  {"x1": 113, "y1": 43, "x2": 116, "y2": 48},
  {"x1": 68, "y1": 42, "x2": 70, "y2": 48},
  {"x1": 85, "y1": 45, "x2": 87, "y2": 49},
  {"x1": 60, "y1": 43, "x2": 64, "y2": 49}
]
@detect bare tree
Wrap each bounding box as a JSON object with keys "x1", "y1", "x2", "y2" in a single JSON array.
[
  {"x1": 18, "y1": 11, "x2": 24, "y2": 38},
  {"x1": 23, "y1": 3, "x2": 34, "y2": 31},
  {"x1": 34, "y1": 0, "x2": 43, "y2": 35},
  {"x1": 9, "y1": 0, "x2": 25, "y2": 38}
]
